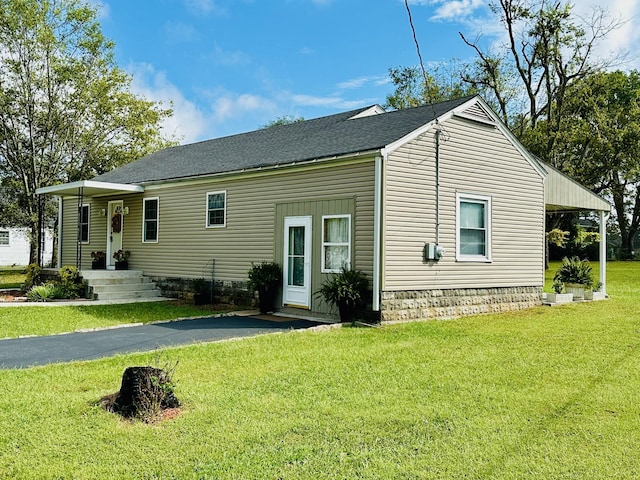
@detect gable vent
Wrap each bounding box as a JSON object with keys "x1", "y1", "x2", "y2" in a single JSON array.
[{"x1": 455, "y1": 101, "x2": 496, "y2": 126}]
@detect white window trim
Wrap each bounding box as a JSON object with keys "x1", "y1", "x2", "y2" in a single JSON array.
[
  {"x1": 205, "y1": 190, "x2": 227, "y2": 228},
  {"x1": 142, "y1": 197, "x2": 159, "y2": 243},
  {"x1": 0, "y1": 230, "x2": 9, "y2": 246},
  {"x1": 456, "y1": 193, "x2": 492, "y2": 262},
  {"x1": 321, "y1": 214, "x2": 352, "y2": 273},
  {"x1": 79, "y1": 204, "x2": 90, "y2": 244}
]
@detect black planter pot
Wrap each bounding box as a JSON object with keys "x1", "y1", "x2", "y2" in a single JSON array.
[
  {"x1": 194, "y1": 292, "x2": 210, "y2": 306},
  {"x1": 258, "y1": 286, "x2": 278, "y2": 314},
  {"x1": 115, "y1": 261, "x2": 128, "y2": 270},
  {"x1": 92, "y1": 259, "x2": 106, "y2": 270},
  {"x1": 338, "y1": 302, "x2": 357, "y2": 323}
]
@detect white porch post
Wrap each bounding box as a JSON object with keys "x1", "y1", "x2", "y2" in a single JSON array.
[{"x1": 599, "y1": 210, "x2": 608, "y2": 296}]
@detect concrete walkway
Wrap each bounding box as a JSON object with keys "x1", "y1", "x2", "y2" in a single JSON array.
[{"x1": 0, "y1": 315, "x2": 327, "y2": 370}]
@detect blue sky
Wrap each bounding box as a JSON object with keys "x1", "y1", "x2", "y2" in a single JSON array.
[{"x1": 96, "y1": 0, "x2": 640, "y2": 144}]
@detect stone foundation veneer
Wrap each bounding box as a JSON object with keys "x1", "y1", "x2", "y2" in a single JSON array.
[
  {"x1": 150, "y1": 276, "x2": 253, "y2": 306},
  {"x1": 380, "y1": 286, "x2": 542, "y2": 322}
]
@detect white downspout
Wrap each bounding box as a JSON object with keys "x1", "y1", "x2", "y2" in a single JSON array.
[
  {"x1": 599, "y1": 210, "x2": 608, "y2": 296},
  {"x1": 57, "y1": 196, "x2": 63, "y2": 268},
  {"x1": 373, "y1": 154, "x2": 384, "y2": 312}
]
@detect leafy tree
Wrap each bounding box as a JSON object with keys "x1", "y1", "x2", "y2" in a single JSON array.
[
  {"x1": 460, "y1": 0, "x2": 620, "y2": 143},
  {"x1": 540, "y1": 71, "x2": 640, "y2": 258},
  {"x1": 385, "y1": 65, "x2": 478, "y2": 110},
  {"x1": 459, "y1": 1, "x2": 631, "y2": 256},
  {"x1": 261, "y1": 115, "x2": 304, "y2": 129},
  {"x1": 0, "y1": 0, "x2": 174, "y2": 264}
]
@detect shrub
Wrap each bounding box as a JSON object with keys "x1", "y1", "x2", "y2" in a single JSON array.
[
  {"x1": 58, "y1": 265, "x2": 85, "y2": 299},
  {"x1": 26, "y1": 283, "x2": 58, "y2": 302},
  {"x1": 22, "y1": 263, "x2": 41, "y2": 293},
  {"x1": 316, "y1": 268, "x2": 369, "y2": 323},
  {"x1": 554, "y1": 256, "x2": 594, "y2": 288}
]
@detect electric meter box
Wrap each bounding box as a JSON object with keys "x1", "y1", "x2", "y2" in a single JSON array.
[{"x1": 423, "y1": 243, "x2": 443, "y2": 261}]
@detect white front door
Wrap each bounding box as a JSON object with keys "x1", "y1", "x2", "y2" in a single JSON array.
[
  {"x1": 107, "y1": 200, "x2": 124, "y2": 269},
  {"x1": 283, "y1": 216, "x2": 312, "y2": 308}
]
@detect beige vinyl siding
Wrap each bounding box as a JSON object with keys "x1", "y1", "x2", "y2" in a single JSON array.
[
  {"x1": 60, "y1": 198, "x2": 109, "y2": 267},
  {"x1": 383, "y1": 115, "x2": 545, "y2": 291},
  {"x1": 60, "y1": 160, "x2": 375, "y2": 281}
]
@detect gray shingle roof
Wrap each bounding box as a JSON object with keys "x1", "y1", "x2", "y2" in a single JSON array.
[{"x1": 94, "y1": 96, "x2": 475, "y2": 184}]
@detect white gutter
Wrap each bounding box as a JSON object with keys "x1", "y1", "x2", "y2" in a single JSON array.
[{"x1": 373, "y1": 154, "x2": 384, "y2": 312}]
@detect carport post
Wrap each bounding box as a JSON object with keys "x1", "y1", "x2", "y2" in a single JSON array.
[
  {"x1": 76, "y1": 186, "x2": 84, "y2": 270},
  {"x1": 599, "y1": 210, "x2": 608, "y2": 296}
]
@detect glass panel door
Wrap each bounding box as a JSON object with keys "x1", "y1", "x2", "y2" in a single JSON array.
[
  {"x1": 288, "y1": 226, "x2": 305, "y2": 286},
  {"x1": 283, "y1": 216, "x2": 312, "y2": 308}
]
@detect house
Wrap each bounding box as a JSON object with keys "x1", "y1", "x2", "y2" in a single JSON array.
[
  {"x1": 36, "y1": 96, "x2": 610, "y2": 320},
  {"x1": 0, "y1": 227, "x2": 54, "y2": 267}
]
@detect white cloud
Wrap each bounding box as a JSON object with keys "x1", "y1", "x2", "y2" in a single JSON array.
[
  {"x1": 211, "y1": 92, "x2": 277, "y2": 123},
  {"x1": 289, "y1": 93, "x2": 374, "y2": 109},
  {"x1": 337, "y1": 75, "x2": 390, "y2": 90},
  {"x1": 407, "y1": 0, "x2": 485, "y2": 21},
  {"x1": 128, "y1": 63, "x2": 208, "y2": 144},
  {"x1": 429, "y1": 0, "x2": 485, "y2": 21}
]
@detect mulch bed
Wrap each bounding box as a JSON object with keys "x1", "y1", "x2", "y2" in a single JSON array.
[{"x1": 0, "y1": 290, "x2": 25, "y2": 302}]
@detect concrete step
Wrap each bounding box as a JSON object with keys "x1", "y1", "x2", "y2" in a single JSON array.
[
  {"x1": 87, "y1": 277, "x2": 154, "y2": 286},
  {"x1": 80, "y1": 269, "x2": 144, "y2": 280},
  {"x1": 80, "y1": 269, "x2": 162, "y2": 302},
  {"x1": 90, "y1": 282, "x2": 158, "y2": 294},
  {"x1": 95, "y1": 289, "x2": 162, "y2": 301}
]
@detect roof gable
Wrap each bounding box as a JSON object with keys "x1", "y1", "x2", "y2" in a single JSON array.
[{"x1": 454, "y1": 100, "x2": 496, "y2": 125}]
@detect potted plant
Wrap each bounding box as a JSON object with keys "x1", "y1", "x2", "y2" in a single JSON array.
[
  {"x1": 553, "y1": 256, "x2": 594, "y2": 301},
  {"x1": 316, "y1": 268, "x2": 369, "y2": 323},
  {"x1": 584, "y1": 281, "x2": 605, "y2": 301},
  {"x1": 247, "y1": 262, "x2": 282, "y2": 314},
  {"x1": 545, "y1": 279, "x2": 574, "y2": 304},
  {"x1": 113, "y1": 249, "x2": 131, "y2": 270},
  {"x1": 91, "y1": 251, "x2": 106, "y2": 270}
]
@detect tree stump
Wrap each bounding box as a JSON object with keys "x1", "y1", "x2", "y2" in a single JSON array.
[{"x1": 103, "y1": 366, "x2": 180, "y2": 421}]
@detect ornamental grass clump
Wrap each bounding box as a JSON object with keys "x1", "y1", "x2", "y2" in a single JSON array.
[
  {"x1": 316, "y1": 268, "x2": 369, "y2": 323},
  {"x1": 247, "y1": 261, "x2": 282, "y2": 313},
  {"x1": 553, "y1": 256, "x2": 594, "y2": 288}
]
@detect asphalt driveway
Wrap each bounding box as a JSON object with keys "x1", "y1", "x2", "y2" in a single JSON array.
[{"x1": 0, "y1": 315, "x2": 324, "y2": 369}]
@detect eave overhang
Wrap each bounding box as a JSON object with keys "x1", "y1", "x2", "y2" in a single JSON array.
[{"x1": 35, "y1": 180, "x2": 144, "y2": 197}]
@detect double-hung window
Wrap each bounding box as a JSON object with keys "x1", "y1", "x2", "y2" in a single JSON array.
[
  {"x1": 143, "y1": 198, "x2": 159, "y2": 243},
  {"x1": 206, "y1": 191, "x2": 226, "y2": 228},
  {"x1": 0, "y1": 230, "x2": 9, "y2": 246},
  {"x1": 78, "y1": 204, "x2": 90, "y2": 243},
  {"x1": 456, "y1": 193, "x2": 491, "y2": 262},
  {"x1": 322, "y1": 215, "x2": 351, "y2": 272}
]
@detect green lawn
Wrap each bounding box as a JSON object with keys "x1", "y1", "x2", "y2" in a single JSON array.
[
  {"x1": 0, "y1": 262, "x2": 638, "y2": 478},
  {"x1": 0, "y1": 266, "x2": 26, "y2": 289},
  {"x1": 0, "y1": 302, "x2": 226, "y2": 339}
]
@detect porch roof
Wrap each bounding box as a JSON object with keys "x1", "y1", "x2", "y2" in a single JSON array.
[
  {"x1": 35, "y1": 180, "x2": 144, "y2": 197},
  {"x1": 537, "y1": 160, "x2": 611, "y2": 212}
]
